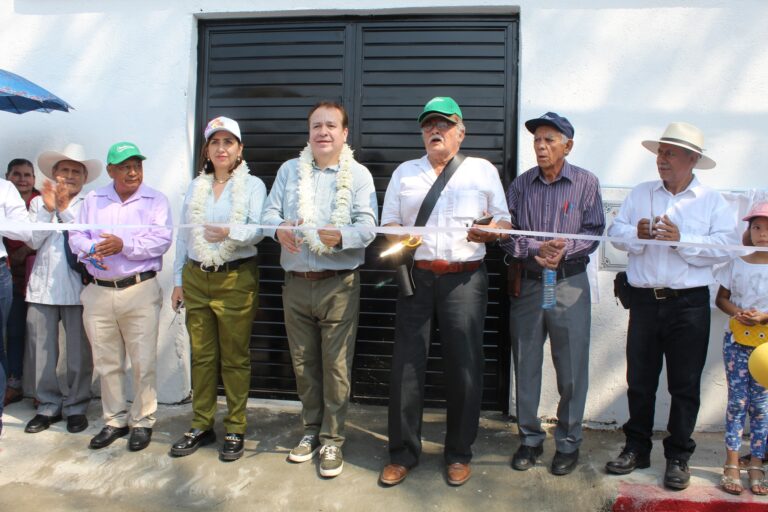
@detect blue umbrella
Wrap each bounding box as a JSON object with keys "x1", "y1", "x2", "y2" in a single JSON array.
[{"x1": 0, "y1": 69, "x2": 73, "y2": 114}]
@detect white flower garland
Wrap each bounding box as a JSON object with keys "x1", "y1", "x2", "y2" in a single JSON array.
[
  {"x1": 188, "y1": 160, "x2": 250, "y2": 267},
  {"x1": 296, "y1": 143, "x2": 354, "y2": 254}
]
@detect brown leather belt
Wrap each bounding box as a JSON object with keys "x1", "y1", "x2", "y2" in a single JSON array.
[
  {"x1": 289, "y1": 269, "x2": 354, "y2": 281},
  {"x1": 414, "y1": 260, "x2": 482, "y2": 275},
  {"x1": 94, "y1": 271, "x2": 156, "y2": 289}
]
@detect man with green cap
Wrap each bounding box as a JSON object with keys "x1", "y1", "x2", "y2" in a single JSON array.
[
  {"x1": 379, "y1": 97, "x2": 511, "y2": 486},
  {"x1": 69, "y1": 142, "x2": 172, "y2": 452}
]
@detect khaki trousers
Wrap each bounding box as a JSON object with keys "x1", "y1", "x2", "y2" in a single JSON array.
[
  {"x1": 81, "y1": 278, "x2": 161, "y2": 428},
  {"x1": 283, "y1": 270, "x2": 360, "y2": 446},
  {"x1": 183, "y1": 259, "x2": 259, "y2": 434}
]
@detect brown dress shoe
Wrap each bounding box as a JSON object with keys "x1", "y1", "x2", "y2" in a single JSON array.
[
  {"x1": 4, "y1": 387, "x2": 23, "y2": 406},
  {"x1": 380, "y1": 463, "x2": 409, "y2": 486},
  {"x1": 447, "y1": 463, "x2": 471, "y2": 486}
]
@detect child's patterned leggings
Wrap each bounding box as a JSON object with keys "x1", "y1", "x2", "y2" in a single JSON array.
[{"x1": 724, "y1": 331, "x2": 768, "y2": 458}]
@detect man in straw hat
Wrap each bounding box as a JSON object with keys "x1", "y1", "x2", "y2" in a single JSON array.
[
  {"x1": 69, "y1": 142, "x2": 172, "y2": 452},
  {"x1": 605, "y1": 122, "x2": 736, "y2": 489},
  {"x1": 23, "y1": 144, "x2": 100, "y2": 435}
]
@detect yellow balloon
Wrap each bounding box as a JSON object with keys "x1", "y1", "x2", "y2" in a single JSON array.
[{"x1": 748, "y1": 343, "x2": 768, "y2": 388}]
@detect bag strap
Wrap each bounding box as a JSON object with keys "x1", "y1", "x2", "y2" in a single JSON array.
[
  {"x1": 58, "y1": 213, "x2": 92, "y2": 285},
  {"x1": 413, "y1": 153, "x2": 465, "y2": 227}
]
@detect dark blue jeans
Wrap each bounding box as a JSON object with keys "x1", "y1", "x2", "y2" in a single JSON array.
[{"x1": 0, "y1": 265, "x2": 14, "y2": 418}]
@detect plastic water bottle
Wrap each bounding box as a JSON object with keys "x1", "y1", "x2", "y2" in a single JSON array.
[{"x1": 541, "y1": 268, "x2": 557, "y2": 309}]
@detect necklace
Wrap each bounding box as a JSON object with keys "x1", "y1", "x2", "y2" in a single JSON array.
[
  {"x1": 188, "y1": 161, "x2": 250, "y2": 267},
  {"x1": 213, "y1": 175, "x2": 231, "y2": 184},
  {"x1": 296, "y1": 143, "x2": 354, "y2": 254}
]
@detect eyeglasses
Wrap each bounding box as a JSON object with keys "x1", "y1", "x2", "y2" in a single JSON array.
[{"x1": 420, "y1": 119, "x2": 456, "y2": 132}]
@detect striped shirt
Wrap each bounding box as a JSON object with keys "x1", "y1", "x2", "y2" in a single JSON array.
[{"x1": 499, "y1": 161, "x2": 605, "y2": 269}]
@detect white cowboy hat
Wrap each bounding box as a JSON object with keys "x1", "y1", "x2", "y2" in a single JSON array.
[
  {"x1": 37, "y1": 143, "x2": 102, "y2": 183},
  {"x1": 641, "y1": 122, "x2": 716, "y2": 170}
]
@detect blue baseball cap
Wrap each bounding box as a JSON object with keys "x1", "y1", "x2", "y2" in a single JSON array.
[{"x1": 525, "y1": 112, "x2": 574, "y2": 139}]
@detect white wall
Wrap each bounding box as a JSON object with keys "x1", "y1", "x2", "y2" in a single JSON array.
[{"x1": 1, "y1": 1, "x2": 766, "y2": 428}]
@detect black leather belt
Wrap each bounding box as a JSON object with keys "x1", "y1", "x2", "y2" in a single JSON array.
[
  {"x1": 94, "y1": 271, "x2": 156, "y2": 289},
  {"x1": 522, "y1": 261, "x2": 587, "y2": 281},
  {"x1": 190, "y1": 256, "x2": 256, "y2": 273},
  {"x1": 631, "y1": 285, "x2": 708, "y2": 300}
]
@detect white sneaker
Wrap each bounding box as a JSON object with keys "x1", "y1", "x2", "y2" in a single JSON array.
[
  {"x1": 319, "y1": 444, "x2": 343, "y2": 477},
  {"x1": 288, "y1": 434, "x2": 320, "y2": 462}
]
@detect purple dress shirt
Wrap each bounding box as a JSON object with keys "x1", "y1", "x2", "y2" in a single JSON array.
[
  {"x1": 68, "y1": 183, "x2": 173, "y2": 280},
  {"x1": 500, "y1": 161, "x2": 605, "y2": 271}
]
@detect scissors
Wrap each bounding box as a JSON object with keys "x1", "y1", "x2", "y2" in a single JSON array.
[
  {"x1": 380, "y1": 236, "x2": 422, "y2": 258},
  {"x1": 85, "y1": 244, "x2": 107, "y2": 271}
]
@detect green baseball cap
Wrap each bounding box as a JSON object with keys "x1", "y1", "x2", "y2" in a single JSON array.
[
  {"x1": 106, "y1": 142, "x2": 146, "y2": 165},
  {"x1": 418, "y1": 97, "x2": 463, "y2": 124}
]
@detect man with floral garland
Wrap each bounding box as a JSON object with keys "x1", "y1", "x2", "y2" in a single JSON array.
[{"x1": 262, "y1": 101, "x2": 378, "y2": 478}]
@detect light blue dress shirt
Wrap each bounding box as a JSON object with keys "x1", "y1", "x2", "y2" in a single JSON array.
[
  {"x1": 173, "y1": 173, "x2": 267, "y2": 286},
  {"x1": 261, "y1": 157, "x2": 378, "y2": 272}
]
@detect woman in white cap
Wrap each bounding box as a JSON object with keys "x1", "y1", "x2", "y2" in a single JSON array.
[{"x1": 170, "y1": 116, "x2": 266, "y2": 462}]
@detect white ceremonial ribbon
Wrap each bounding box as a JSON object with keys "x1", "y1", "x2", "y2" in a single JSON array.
[{"x1": 0, "y1": 220, "x2": 760, "y2": 253}]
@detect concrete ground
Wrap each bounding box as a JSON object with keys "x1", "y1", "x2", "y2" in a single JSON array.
[{"x1": 0, "y1": 398, "x2": 766, "y2": 512}]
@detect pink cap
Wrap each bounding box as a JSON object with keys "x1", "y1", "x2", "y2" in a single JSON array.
[{"x1": 743, "y1": 202, "x2": 768, "y2": 222}]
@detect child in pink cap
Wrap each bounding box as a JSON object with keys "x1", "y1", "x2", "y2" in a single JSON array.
[{"x1": 715, "y1": 201, "x2": 768, "y2": 496}]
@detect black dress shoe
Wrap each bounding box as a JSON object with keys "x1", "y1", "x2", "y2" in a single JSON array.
[
  {"x1": 605, "y1": 449, "x2": 651, "y2": 475},
  {"x1": 512, "y1": 444, "x2": 543, "y2": 471},
  {"x1": 25, "y1": 413, "x2": 63, "y2": 433},
  {"x1": 170, "y1": 428, "x2": 216, "y2": 457},
  {"x1": 89, "y1": 425, "x2": 130, "y2": 449},
  {"x1": 66, "y1": 414, "x2": 88, "y2": 433},
  {"x1": 551, "y1": 449, "x2": 579, "y2": 476},
  {"x1": 128, "y1": 427, "x2": 153, "y2": 452},
  {"x1": 219, "y1": 433, "x2": 244, "y2": 461},
  {"x1": 664, "y1": 458, "x2": 690, "y2": 490}
]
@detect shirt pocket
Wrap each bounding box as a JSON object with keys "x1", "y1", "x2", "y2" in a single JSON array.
[
  {"x1": 451, "y1": 189, "x2": 483, "y2": 220},
  {"x1": 680, "y1": 218, "x2": 709, "y2": 236}
]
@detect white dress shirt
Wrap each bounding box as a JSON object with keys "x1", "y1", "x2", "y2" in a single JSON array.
[
  {"x1": 381, "y1": 155, "x2": 511, "y2": 262},
  {"x1": 608, "y1": 176, "x2": 737, "y2": 289},
  {"x1": 26, "y1": 194, "x2": 85, "y2": 305},
  {"x1": 0, "y1": 179, "x2": 31, "y2": 257}
]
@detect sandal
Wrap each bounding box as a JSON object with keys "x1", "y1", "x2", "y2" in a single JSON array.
[
  {"x1": 720, "y1": 464, "x2": 743, "y2": 495},
  {"x1": 748, "y1": 464, "x2": 768, "y2": 496}
]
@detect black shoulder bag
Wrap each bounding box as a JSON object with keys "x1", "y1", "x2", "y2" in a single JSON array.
[{"x1": 392, "y1": 153, "x2": 465, "y2": 296}]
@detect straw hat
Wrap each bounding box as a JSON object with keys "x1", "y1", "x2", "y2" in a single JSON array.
[
  {"x1": 641, "y1": 122, "x2": 715, "y2": 170},
  {"x1": 37, "y1": 143, "x2": 102, "y2": 183}
]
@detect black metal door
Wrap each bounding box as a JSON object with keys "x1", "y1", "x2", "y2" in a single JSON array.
[{"x1": 197, "y1": 15, "x2": 519, "y2": 410}]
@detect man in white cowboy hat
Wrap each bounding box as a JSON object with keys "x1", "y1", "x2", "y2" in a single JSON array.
[
  {"x1": 69, "y1": 142, "x2": 172, "y2": 452},
  {"x1": 23, "y1": 144, "x2": 101, "y2": 435},
  {"x1": 605, "y1": 122, "x2": 736, "y2": 490}
]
